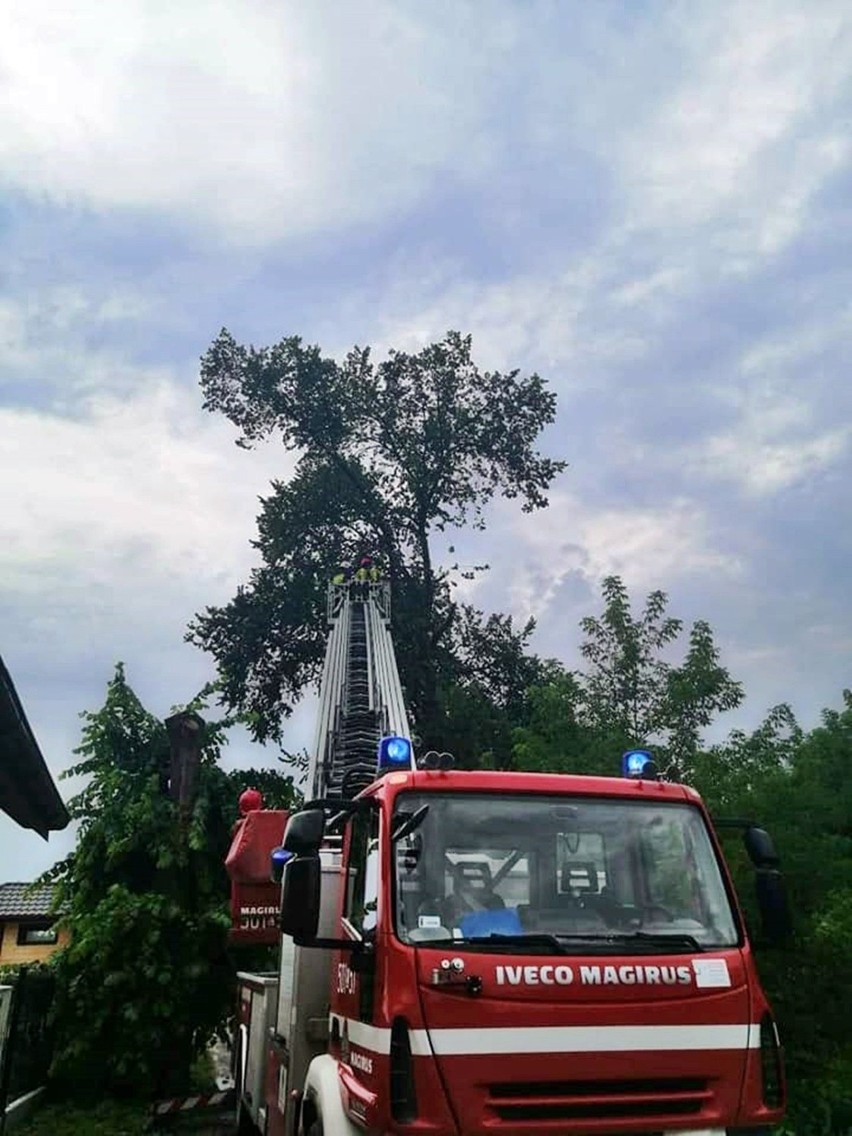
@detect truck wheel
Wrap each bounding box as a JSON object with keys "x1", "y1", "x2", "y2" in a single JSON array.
[{"x1": 237, "y1": 1102, "x2": 260, "y2": 1135}]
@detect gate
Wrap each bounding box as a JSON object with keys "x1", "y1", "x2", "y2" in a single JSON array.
[{"x1": 0, "y1": 968, "x2": 56, "y2": 1130}]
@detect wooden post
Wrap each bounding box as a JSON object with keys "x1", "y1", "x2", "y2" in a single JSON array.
[{"x1": 164, "y1": 711, "x2": 205, "y2": 817}]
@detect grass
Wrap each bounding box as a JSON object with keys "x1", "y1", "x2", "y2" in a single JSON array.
[
  {"x1": 14, "y1": 1094, "x2": 233, "y2": 1135},
  {"x1": 12, "y1": 1047, "x2": 222, "y2": 1134},
  {"x1": 188, "y1": 1050, "x2": 217, "y2": 1093},
  {"x1": 14, "y1": 1099, "x2": 150, "y2": 1135}
]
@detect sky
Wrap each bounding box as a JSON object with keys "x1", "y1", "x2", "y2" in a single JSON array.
[{"x1": 2, "y1": 0, "x2": 851, "y2": 876}]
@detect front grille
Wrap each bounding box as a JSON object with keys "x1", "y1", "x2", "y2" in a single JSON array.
[{"x1": 486, "y1": 1077, "x2": 711, "y2": 1123}]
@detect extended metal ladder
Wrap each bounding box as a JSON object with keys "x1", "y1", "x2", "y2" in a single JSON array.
[{"x1": 307, "y1": 581, "x2": 413, "y2": 800}]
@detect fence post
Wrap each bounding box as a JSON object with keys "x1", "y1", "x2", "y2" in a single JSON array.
[{"x1": 0, "y1": 967, "x2": 27, "y2": 1136}]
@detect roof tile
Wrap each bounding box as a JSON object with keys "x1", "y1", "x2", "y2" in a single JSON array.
[{"x1": 0, "y1": 882, "x2": 58, "y2": 918}]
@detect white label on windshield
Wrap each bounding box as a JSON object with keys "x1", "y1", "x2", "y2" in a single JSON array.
[
  {"x1": 418, "y1": 914, "x2": 441, "y2": 928},
  {"x1": 692, "y1": 958, "x2": 731, "y2": 988}
]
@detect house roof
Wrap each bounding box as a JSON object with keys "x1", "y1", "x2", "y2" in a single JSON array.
[
  {"x1": 0, "y1": 882, "x2": 58, "y2": 919},
  {"x1": 0, "y1": 655, "x2": 69, "y2": 838}
]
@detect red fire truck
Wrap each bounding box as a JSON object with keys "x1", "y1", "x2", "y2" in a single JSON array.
[{"x1": 230, "y1": 582, "x2": 789, "y2": 1136}]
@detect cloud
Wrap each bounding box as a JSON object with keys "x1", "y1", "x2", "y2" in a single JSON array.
[
  {"x1": 0, "y1": 0, "x2": 512, "y2": 246},
  {"x1": 500, "y1": 492, "x2": 743, "y2": 624},
  {"x1": 2, "y1": 0, "x2": 849, "y2": 273},
  {"x1": 0, "y1": 374, "x2": 292, "y2": 602},
  {"x1": 0, "y1": 283, "x2": 166, "y2": 411},
  {"x1": 613, "y1": 3, "x2": 852, "y2": 263},
  {"x1": 0, "y1": 282, "x2": 302, "y2": 765},
  {"x1": 700, "y1": 417, "x2": 849, "y2": 496},
  {"x1": 684, "y1": 306, "x2": 852, "y2": 495}
]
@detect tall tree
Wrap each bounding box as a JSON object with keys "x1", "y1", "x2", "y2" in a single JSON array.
[
  {"x1": 42, "y1": 666, "x2": 297, "y2": 1100},
  {"x1": 513, "y1": 577, "x2": 744, "y2": 777},
  {"x1": 189, "y1": 330, "x2": 565, "y2": 754},
  {"x1": 578, "y1": 576, "x2": 743, "y2": 775}
]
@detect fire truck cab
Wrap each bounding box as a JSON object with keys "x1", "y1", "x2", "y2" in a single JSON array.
[
  {"x1": 281, "y1": 765, "x2": 787, "y2": 1136},
  {"x1": 232, "y1": 583, "x2": 789, "y2": 1136}
]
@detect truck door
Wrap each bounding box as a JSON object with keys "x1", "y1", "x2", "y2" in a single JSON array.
[{"x1": 342, "y1": 806, "x2": 380, "y2": 1024}]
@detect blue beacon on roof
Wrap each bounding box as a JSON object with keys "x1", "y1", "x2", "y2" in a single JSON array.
[
  {"x1": 622, "y1": 748, "x2": 656, "y2": 778},
  {"x1": 377, "y1": 735, "x2": 412, "y2": 771}
]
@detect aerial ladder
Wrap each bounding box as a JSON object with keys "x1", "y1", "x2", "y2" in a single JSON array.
[
  {"x1": 310, "y1": 580, "x2": 412, "y2": 802},
  {"x1": 231, "y1": 579, "x2": 413, "y2": 1134}
]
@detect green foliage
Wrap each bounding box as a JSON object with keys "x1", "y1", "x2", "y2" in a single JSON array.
[
  {"x1": 223, "y1": 764, "x2": 301, "y2": 811},
  {"x1": 40, "y1": 665, "x2": 294, "y2": 1102},
  {"x1": 188, "y1": 1048, "x2": 217, "y2": 1093},
  {"x1": 511, "y1": 667, "x2": 618, "y2": 775},
  {"x1": 434, "y1": 609, "x2": 552, "y2": 767},
  {"x1": 578, "y1": 578, "x2": 682, "y2": 739},
  {"x1": 15, "y1": 1099, "x2": 149, "y2": 1136},
  {"x1": 513, "y1": 576, "x2": 743, "y2": 778},
  {"x1": 577, "y1": 577, "x2": 742, "y2": 775},
  {"x1": 699, "y1": 695, "x2": 852, "y2": 1133},
  {"x1": 0, "y1": 961, "x2": 53, "y2": 984},
  {"x1": 189, "y1": 329, "x2": 565, "y2": 756}
]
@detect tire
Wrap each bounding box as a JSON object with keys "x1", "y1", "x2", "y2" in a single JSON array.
[{"x1": 237, "y1": 1101, "x2": 261, "y2": 1136}]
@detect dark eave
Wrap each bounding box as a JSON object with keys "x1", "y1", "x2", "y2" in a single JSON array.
[{"x1": 0, "y1": 656, "x2": 69, "y2": 839}]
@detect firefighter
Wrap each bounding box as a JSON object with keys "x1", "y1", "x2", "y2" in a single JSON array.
[
  {"x1": 331, "y1": 564, "x2": 351, "y2": 586},
  {"x1": 361, "y1": 555, "x2": 385, "y2": 598},
  {"x1": 355, "y1": 556, "x2": 372, "y2": 585}
]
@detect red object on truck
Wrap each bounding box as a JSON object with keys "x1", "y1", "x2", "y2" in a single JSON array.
[{"x1": 225, "y1": 807, "x2": 288, "y2": 945}]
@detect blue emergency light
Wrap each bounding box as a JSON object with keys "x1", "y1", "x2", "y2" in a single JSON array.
[
  {"x1": 270, "y1": 846, "x2": 294, "y2": 883},
  {"x1": 377, "y1": 735, "x2": 413, "y2": 772},
  {"x1": 622, "y1": 748, "x2": 657, "y2": 779}
]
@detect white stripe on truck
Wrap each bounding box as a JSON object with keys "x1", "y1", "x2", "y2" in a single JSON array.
[{"x1": 330, "y1": 1013, "x2": 760, "y2": 1056}]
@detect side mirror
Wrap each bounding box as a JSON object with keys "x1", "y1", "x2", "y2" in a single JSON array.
[
  {"x1": 280, "y1": 856, "x2": 320, "y2": 940},
  {"x1": 283, "y1": 809, "x2": 325, "y2": 856},
  {"x1": 755, "y1": 870, "x2": 792, "y2": 944},
  {"x1": 744, "y1": 826, "x2": 780, "y2": 869}
]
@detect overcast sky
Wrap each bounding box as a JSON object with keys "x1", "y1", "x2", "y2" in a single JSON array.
[{"x1": 3, "y1": 0, "x2": 851, "y2": 876}]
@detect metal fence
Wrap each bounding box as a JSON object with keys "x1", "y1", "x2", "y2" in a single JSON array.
[{"x1": 0, "y1": 967, "x2": 56, "y2": 1129}]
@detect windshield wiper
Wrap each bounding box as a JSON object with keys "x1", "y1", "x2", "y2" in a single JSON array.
[
  {"x1": 391, "y1": 804, "x2": 429, "y2": 843},
  {"x1": 553, "y1": 931, "x2": 704, "y2": 952},
  {"x1": 608, "y1": 931, "x2": 704, "y2": 951},
  {"x1": 455, "y1": 933, "x2": 567, "y2": 954}
]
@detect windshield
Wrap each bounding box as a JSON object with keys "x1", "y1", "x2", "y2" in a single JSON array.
[{"x1": 393, "y1": 792, "x2": 738, "y2": 952}]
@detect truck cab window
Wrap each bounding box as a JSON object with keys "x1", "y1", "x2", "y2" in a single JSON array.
[
  {"x1": 345, "y1": 808, "x2": 380, "y2": 938},
  {"x1": 393, "y1": 792, "x2": 738, "y2": 949}
]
